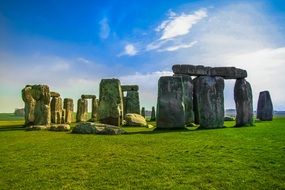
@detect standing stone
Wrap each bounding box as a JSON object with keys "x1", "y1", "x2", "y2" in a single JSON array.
[
  {"x1": 97, "y1": 79, "x2": 124, "y2": 126},
  {"x1": 194, "y1": 76, "x2": 224, "y2": 129},
  {"x1": 234, "y1": 79, "x2": 253, "y2": 126},
  {"x1": 50, "y1": 97, "x2": 63, "y2": 124},
  {"x1": 76, "y1": 98, "x2": 88, "y2": 122},
  {"x1": 150, "y1": 106, "x2": 156, "y2": 121},
  {"x1": 91, "y1": 98, "x2": 99, "y2": 121},
  {"x1": 175, "y1": 74, "x2": 194, "y2": 125},
  {"x1": 21, "y1": 85, "x2": 51, "y2": 126},
  {"x1": 156, "y1": 76, "x2": 185, "y2": 129},
  {"x1": 125, "y1": 91, "x2": 140, "y2": 114},
  {"x1": 141, "y1": 107, "x2": 145, "y2": 118},
  {"x1": 63, "y1": 98, "x2": 74, "y2": 124},
  {"x1": 257, "y1": 91, "x2": 273, "y2": 121}
]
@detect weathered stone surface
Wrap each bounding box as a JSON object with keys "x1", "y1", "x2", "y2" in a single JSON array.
[
  {"x1": 234, "y1": 79, "x2": 253, "y2": 126},
  {"x1": 50, "y1": 91, "x2": 60, "y2": 97},
  {"x1": 14, "y1": 108, "x2": 25, "y2": 117},
  {"x1": 97, "y1": 79, "x2": 124, "y2": 126},
  {"x1": 49, "y1": 124, "x2": 70, "y2": 131},
  {"x1": 257, "y1": 91, "x2": 273, "y2": 121},
  {"x1": 76, "y1": 98, "x2": 88, "y2": 122},
  {"x1": 125, "y1": 91, "x2": 140, "y2": 114},
  {"x1": 121, "y1": 85, "x2": 139, "y2": 91},
  {"x1": 193, "y1": 76, "x2": 224, "y2": 129},
  {"x1": 150, "y1": 106, "x2": 156, "y2": 121},
  {"x1": 63, "y1": 98, "x2": 74, "y2": 124},
  {"x1": 172, "y1": 64, "x2": 247, "y2": 79},
  {"x1": 175, "y1": 74, "x2": 194, "y2": 124},
  {"x1": 141, "y1": 107, "x2": 145, "y2": 118},
  {"x1": 22, "y1": 85, "x2": 50, "y2": 126},
  {"x1": 125, "y1": 113, "x2": 147, "y2": 126},
  {"x1": 91, "y1": 98, "x2": 98, "y2": 121},
  {"x1": 51, "y1": 97, "x2": 63, "y2": 124},
  {"x1": 156, "y1": 76, "x2": 185, "y2": 129},
  {"x1": 72, "y1": 122, "x2": 126, "y2": 135},
  {"x1": 81, "y1": 94, "x2": 96, "y2": 99}
]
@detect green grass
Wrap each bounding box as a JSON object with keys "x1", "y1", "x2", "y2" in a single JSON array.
[{"x1": 0, "y1": 115, "x2": 284, "y2": 189}]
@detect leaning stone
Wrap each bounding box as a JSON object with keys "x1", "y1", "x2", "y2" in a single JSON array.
[
  {"x1": 125, "y1": 113, "x2": 147, "y2": 126},
  {"x1": 50, "y1": 91, "x2": 60, "y2": 97},
  {"x1": 63, "y1": 98, "x2": 74, "y2": 124},
  {"x1": 49, "y1": 124, "x2": 70, "y2": 131},
  {"x1": 156, "y1": 76, "x2": 185, "y2": 129},
  {"x1": 194, "y1": 76, "x2": 224, "y2": 129},
  {"x1": 76, "y1": 98, "x2": 88, "y2": 122},
  {"x1": 234, "y1": 79, "x2": 253, "y2": 126},
  {"x1": 97, "y1": 79, "x2": 124, "y2": 126},
  {"x1": 257, "y1": 91, "x2": 273, "y2": 121},
  {"x1": 172, "y1": 64, "x2": 247, "y2": 79},
  {"x1": 121, "y1": 85, "x2": 139, "y2": 91},
  {"x1": 125, "y1": 91, "x2": 140, "y2": 114},
  {"x1": 150, "y1": 106, "x2": 156, "y2": 121}
]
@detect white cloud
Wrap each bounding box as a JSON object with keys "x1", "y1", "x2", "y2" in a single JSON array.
[
  {"x1": 158, "y1": 41, "x2": 197, "y2": 52},
  {"x1": 156, "y1": 9, "x2": 207, "y2": 40},
  {"x1": 118, "y1": 44, "x2": 138, "y2": 56},
  {"x1": 99, "y1": 17, "x2": 110, "y2": 39}
]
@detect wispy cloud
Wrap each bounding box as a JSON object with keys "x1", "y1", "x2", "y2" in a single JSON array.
[
  {"x1": 118, "y1": 44, "x2": 138, "y2": 56},
  {"x1": 156, "y1": 9, "x2": 207, "y2": 40},
  {"x1": 99, "y1": 17, "x2": 110, "y2": 39},
  {"x1": 158, "y1": 41, "x2": 197, "y2": 52}
]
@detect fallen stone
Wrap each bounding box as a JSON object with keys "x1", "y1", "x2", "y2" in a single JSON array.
[
  {"x1": 234, "y1": 79, "x2": 253, "y2": 126},
  {"x1": 125, "y1": 113, "x2": 147, "y2": 126},
  {"x1": 49, "y1": 124, "x2": 70, "y2": 131},
  {"x1": 257, "y1": 91, "x2": 273, "y2": 121},
  {"x1": 172, "y1": 64, "x2": 247, "y2": 79},
  {"x1": 72, "y1": 122, "x2": 126, "y2": 135},
  {"x1": 26, "y1": 125, "x2": 49, "y2": 130},
  {"x1": 97, "y1": 79, "x2": 124, "y2": 126},
  {"x1": 121, "y1": 85, "x2": 139, "y2": 91},
  {"x1": 194, "y1": 76, "x2": 224, "y2": 129},
  {"x1": 224, "y1": 116, "x2": 235, "y2": 121},
  {"x1": 156, "y1": 76, "x2": 185, "y2": 129}
]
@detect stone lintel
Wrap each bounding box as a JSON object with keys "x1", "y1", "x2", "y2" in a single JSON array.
[
  {"x1": 121, "y1": 85, "x2": 139, "y2": 91},
  {"x1": 172, "y1": 64, "x2": 247, "y2": 79}
]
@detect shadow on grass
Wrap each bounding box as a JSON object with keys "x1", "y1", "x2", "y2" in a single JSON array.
[{"x1": 0, "y1": 125, "x2": 26, "y2": 132}]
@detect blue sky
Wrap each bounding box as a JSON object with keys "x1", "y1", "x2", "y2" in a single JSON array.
[{"x1": 0, "y1": 0, "x2": 285, "y2": 112}]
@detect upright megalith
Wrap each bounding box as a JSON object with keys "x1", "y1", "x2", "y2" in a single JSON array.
[
  {"x1": 194, "y1": 76, "x2": 224, "y2": 129},
  {"x1": 22, "y1": 85, "x2": 51, "y2": 126},
  {"x1": 257, "y1": 91, "x2": 273, "y2": 121},
  {"x1": 125, "y1": 91, "x2": 140, "y2": 114},
  {"x1": 98, "y1": 79, "x2": 124, "y2": 126},
  {"x1": 175, "y1": 74, "x2": 194, "y2": 124},
  {"x1": 121, "y1": 85, "x2": 140, "y2": 115},
  {"x1": 76, "y1": 98, "x2": 88, "y2": 122},
  {"x1": 150, "y1": 106, "x2": 156, "y2": 121},
  {"x1": 81, "y1": 95, "x2": 98, "y2": 121},
  {"x1": 63, "y1": 98, "x2": 74, "y2": 124},
  {"x1": 156, "y1": 76, "x2": 185, "y2": 129},
  {"x1": 50, "y1": 96, "x2": 63, "y2": 124},
  {"x1": 141, "y1": 107, "x2": 145, "y2": 118},
  {"x1": 234, "y1": 79, "x2": 253, "y2": 126}
]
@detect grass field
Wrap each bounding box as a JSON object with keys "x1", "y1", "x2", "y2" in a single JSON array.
[{"x1": 0, "y1": 114, "x2": 284, "y2": 189}]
